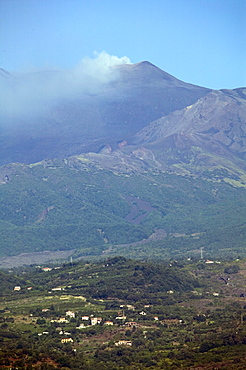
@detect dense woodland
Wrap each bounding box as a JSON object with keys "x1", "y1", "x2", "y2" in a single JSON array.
[
  {"x1": 1, "y1": 160, "x2": 246, "y2": 260},
  {"x1": 0, "y1": 257, "x2": 245, "y2": 369}
]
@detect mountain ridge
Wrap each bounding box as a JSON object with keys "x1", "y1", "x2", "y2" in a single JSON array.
[
  {"x1": 1, "y1": 60, "x2": 246, "y2": 263},
  {"x1": 0, "y1": 61, "x2": 210, "y2": 165}
]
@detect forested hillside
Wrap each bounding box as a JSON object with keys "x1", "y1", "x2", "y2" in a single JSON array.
[{"x1": 1, "y1": 157, "x2": 246, "y2": 261}]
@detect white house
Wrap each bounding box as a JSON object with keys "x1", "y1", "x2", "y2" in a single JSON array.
[
  {"x1": 61, "y1": 338, "x2": 74, "y2": 343},
  {"x1": 115, "y1": 341, "x2": 132, "y2": 346},
  {"x1": 66, "y1": 311, "x2": 75, "y2": 318},
  {"x1": 91, "y1": 317, "x2": 102, "y2": 325}
]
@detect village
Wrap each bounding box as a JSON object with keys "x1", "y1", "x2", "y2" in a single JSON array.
[
  {"x1": 27, "y1": 303, "x2": 186, "y2": 347},
  {"x1": 1, "y1": 256, "x2": 245, "y2": 369}
]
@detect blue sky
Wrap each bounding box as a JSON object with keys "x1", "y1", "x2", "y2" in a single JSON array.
[{"x1": 0, "y1": 0, "x2": 245, "y2": 89}]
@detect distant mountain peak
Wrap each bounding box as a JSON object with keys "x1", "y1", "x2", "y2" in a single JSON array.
[
  {"x1": 131, "y1": 60, "x2": 161, "y2": 69},
  {"x1": 116, "y1": 60, "x2": 186, "y2": 86},
  {"x1": 0, "y1": 61, "x2": 210, "y2": 165}
]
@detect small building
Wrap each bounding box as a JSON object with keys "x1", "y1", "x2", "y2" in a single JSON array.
[
  {"x1": 104, "y1": 321, "x2": 114, "y2": 326},
  {"x1": 91, "y1": 317, "x2": 102, "y2": 325},
  {"x1": 115, "y1": 340, "x2": 132, "y2": 346},
  {"x1": 61, "y1": 338, "x2": 74, "y2": 343},
  {"x1": 125, "y1": 322, "x2": 139, "y2": 328},
  {"x1": 77, "y1": 323, "x2": 87, "y2": 329},
  {"x1": 14, "y1": 286, "x2": 21, "y2": 291},
  {"x1": 51, "y1": 318, "x2": 69, "y2": 323},
  {"x1": 120, "y1": 304, "x2": 135, "y2": 310},
  {"x1": 66, "y1": 311, "x2": 75, "y2": 318},
  {"x1": 59, "y1": 317, "x2": 69, "y2": 323},
  {"x1": 42, "y1": 267, "x2": 52, "y2": 272},
  {"x1": 91, "y1": 317, "x2": 98, "y2": 326},
  {"x1": 126, "y1": 305, "x2": 135, "y2": 310}
]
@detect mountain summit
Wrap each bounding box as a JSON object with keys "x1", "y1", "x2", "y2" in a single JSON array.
[{"x1": 0, "y1": 61, "x2": 210, "y2": 165}]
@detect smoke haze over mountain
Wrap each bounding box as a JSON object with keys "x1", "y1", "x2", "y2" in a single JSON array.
[{"x1": 0, "y1": 52, "x2": 131, "y2": 121}]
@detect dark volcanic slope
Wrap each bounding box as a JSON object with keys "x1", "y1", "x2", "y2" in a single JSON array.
[
  {"x1": 131, "y1": 88, "x2": 246, "y2": 167},
  {"x1": 103, "y1": 62, "x2": 210, "y2": 133},
  {"x1": 0, "y1": 62, "x2": 210, "y2": 165}
]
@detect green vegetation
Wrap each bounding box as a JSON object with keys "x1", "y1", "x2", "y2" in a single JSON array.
[
  {"x1": 1, "y1": 158, "x2": 246, "y2": 260},
  {"x1": 0, "y1": 257, "x2": 245, "y2": 369}
]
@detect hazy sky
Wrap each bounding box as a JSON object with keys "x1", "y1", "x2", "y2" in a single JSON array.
[{"x1": 0, "y1": 0, "x2": 245, "y2": 89}]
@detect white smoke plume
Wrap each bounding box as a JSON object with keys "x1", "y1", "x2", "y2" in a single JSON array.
[{"x1": 0, "y1": 51, "x2": 131, "y2": 121}]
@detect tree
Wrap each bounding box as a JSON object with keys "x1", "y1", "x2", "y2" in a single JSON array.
[{"x1": 224, "y1": 265, "x2": 240, "y2": 274}]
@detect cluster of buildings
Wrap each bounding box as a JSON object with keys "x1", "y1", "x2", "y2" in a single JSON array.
[
  {"x1": 13, "y1": 286, "x2": 33, "y2": 291},
  {"x1": 29, "y1": 299, "x2": 190, "y2": 347}
]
